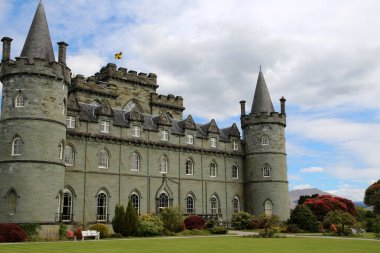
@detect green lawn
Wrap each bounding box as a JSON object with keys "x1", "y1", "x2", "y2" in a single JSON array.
[{"x1": 0, "y1": 236, "x2": 379, "y2": 253}]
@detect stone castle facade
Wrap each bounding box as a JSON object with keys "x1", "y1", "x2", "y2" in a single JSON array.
[{"x1": 0, "y1": 2, "x2": 290, "y2": 225}]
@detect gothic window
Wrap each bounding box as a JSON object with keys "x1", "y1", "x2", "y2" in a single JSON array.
[
  {"x1": 5, "y1": 189, "x2": 18, "y2": 214},
  {"x1": 64, "y1": 146, "x2": 75, "y2": 166},
  {"x1": 131, "y1": 152, "x2": 140, "y2": 171},
  {"x1": 97, "y1": 191, "x2": 108, "y2": 222},
  {"x1": 130, "y1": 192, "x2": 140, "y2": 214},
  {"x1": 66, "y1": 116, "x2": 76, "y2": 129},
  {"x1": 210, "y1": 195, "x2": 219, "y2": 214},
  {"x1": 15, "y1": 94, "x2": 25, "y2": 108},
  {"x1": 233, "y1": 196, "x2": 240, "y2": 213},
  {"x1": 232, "y1": 164, "x2": 239, "y2": 179},
  {"x1": 264, "y1": 200, "x2": 273, "y2": 216},
  {"x1": 100, "y1": 121, "x2": 110, "y2": 133},
  {"x1": 210, "y1": 137, "x2": 217, "y2": 148},
  {"x1": 12, "y1": 137, "x2": 22, "y2": 156},
  {"x1": 185, "y1": 159, "x2": 194, "y2": 175},
  {"x1": 160, "y1": 155, "x2": 168, "y2": 173},
  {"x1": 262, "y1": 135, "x2": 269, "y2": 145},
  {"x1": 160, "y1": 130, "x2": 169, "y2": 141},
  {"x1": 210, "y1": 162, "x2": 217, "y2": 177},
  {"x1": 98, "y1": 149, "x2": 109, "y2": 169},
  {"x1": 132, "y1": 126, "x2": 141, "y2": 137},
  {"x1": 62, "y1": 189, "x2": 73, "y2": 222},
  {"x1": 186, "y1": 134, "x2": 194, "y2": 144},
  {"x1": 186, "y1": 195, "x2": 194, "y2": 214},
  {"x1": 263, "y1": 164, "x2": 271, "y2": 177},
  {"x1": 58, "y1": 142, "x2": 64, "y2": 160},
  {"x1": 158, "y1": 192, "x2": 169, "y2": 211}
]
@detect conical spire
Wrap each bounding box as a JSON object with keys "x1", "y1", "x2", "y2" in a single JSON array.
[
  {"x1": 250, "y1": 68, "x2": 275, "y2": 114},
  {"x1": 20, "y1": 1, "x2": 55, "y2": 62}
]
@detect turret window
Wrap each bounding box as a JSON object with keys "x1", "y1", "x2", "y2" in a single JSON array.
[
  {"x1": 262, "y1": 136, "x2": 269, "y2": 145},
  {"x1": 12, "y1": 137, "x2": 22, "y2": 156},
  {"x1": 210, "y1": 162, "x2": 217, "y2": 177},
  {"x1": 232, "y1": 164, "x2": 239, "y2": 179},
  {"x1": 58, "y1": 142, "x2": 64, "y2": 160},
  {"x1": 15, "y1": 94, "x2": 25, "y2": 107},
  {"x1": 264, "y1": 200, "x2": 273, "y2": 216},
  {"x1": 263, "y1": 164, "x2": 271, "y2": 177}
]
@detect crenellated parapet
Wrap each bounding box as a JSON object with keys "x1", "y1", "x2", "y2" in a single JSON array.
[
  {"x1": 71, "y1": 74, "x2": 118, "y2": 98},
  {"x1": 0, "y1": 57, "x2": 71, "y2": 84},
  {"x1": 151, "y1": 93, "x2": 184, "y2": 111},
  {"x1": 95, "y1": 63, "x2": 158, "y2": 89},
  {"x1": 241, "y1": 111, "x2": 286, "y2": 127}
]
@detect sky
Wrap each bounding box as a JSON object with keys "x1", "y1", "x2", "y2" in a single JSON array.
[{"x1": 1, "y1": 0, "x2": 380, "y2": 202}]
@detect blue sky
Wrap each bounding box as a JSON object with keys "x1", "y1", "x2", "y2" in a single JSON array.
[{"x1": 1, "y1": 0, "x2": 380, "y2": 201}]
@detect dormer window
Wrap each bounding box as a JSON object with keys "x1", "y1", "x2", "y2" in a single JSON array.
[
  {"x1": 133, "y1": 126, "x2": 141, "y2": 137},
  {"x1": 15, "y1": 94, "x2": 25, "y2": 108},
  {"x1": 161, "y1": 130, "x2": 169, "y2": 141},
  {"x1": 186, "y1": 134, "x2": 194, "y2": 145},
  {"x1": 233, "y1": 141, "x2": 238, "y2": 151},
  {"x1": 100, "y1": 121, "x2": 110, "y2": 133},
  {"x1": 210, "y1": 137, "x2": 217, "y2": 148},
  {"x1": 66, "y1": 116, "x2": 76, "y2": 129}
]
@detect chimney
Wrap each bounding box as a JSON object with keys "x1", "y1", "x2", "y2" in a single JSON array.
[
  {"x1": 280, "y1": 96, "x2": 286, "y2": 115},
  {"x1": 240, "y1": 100, "x2": 246, "y2": 116},
  {"x1": 57, "y1": 41, "x2": 68, "y2": 65},
  {"x1": 1, "y1": 37, "x2": 13, "y2": 61}
]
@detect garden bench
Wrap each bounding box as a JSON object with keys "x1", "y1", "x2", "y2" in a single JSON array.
[{"x1": 81, "y1": 230, "x2": 100, "y2": 240}]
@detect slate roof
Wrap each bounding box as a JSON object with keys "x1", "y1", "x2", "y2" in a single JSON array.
[
  {"x1": 20, "y1": 2, "x2": 55, "y2": 62},
  {"x1": 251, "y1": 69, "x2": 275, "y2": 114}
]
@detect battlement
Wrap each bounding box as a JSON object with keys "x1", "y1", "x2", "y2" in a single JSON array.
[
  {"x1": 95, "y1": 63, "x2": 158, "y2": 89},
  {"x1": 71, "y1": 74, "x2": 118, "y2": 98},
  {"x1": 241, "y1": 111, "x2": 286, "y2": 127},
  {"x1": 0, "y1": 57, "x2": 71, "y2": 83},
  {"x1": 151, "y1": 93, "x2": 184, "y2": 111}
]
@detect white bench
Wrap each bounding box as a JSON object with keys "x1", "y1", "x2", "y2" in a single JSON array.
[{"x1": 81, "y1": 230, "x2": 100, "y2": 240}]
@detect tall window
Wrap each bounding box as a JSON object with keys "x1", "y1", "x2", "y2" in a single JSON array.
[
  {"x1": 5, "y1": 189, "x2": 17, "y2": 214},
  {"x1": 160, "y1": 130, "x2": 169, "y2": 141},
  {"x1": 210, "y1": 162, "x2": 217, "y2": 177},
  {"x1": 262, "y1": 135, "x2": 269, "y2": 145},
  {"x1": 233, "y1": 141, "x2": 238, "y2": 151},
  {"x1": 186, "y1": 134, "x2": 194, "y2": 144},
  {"x1": 232, "y1": 165, "x2": 238, "y2": 179},
  {"x1": 12, "y1": 137, "x2": 22, "y2": 156},
  {"x1": 131, "y1": 152, "x2": 140, "y2": 171},
  {"x1": 185, "y1": 159, "x2": 194, "y2": 175},
  {"x1": 264, "y1": 200, "x2": 273, "y2": 216},
  {"x1": 263, "y1": 164, "x2": 271, "y2": 177},
  {"x1": 64, "y1": 146, "x2": 75, "y2": 166},
  {"x1": 66, "y1": 116, "x2": 76, "y2": 129},
  {"x1": 210, "y1": 195, "x2": 218, "y2": 214},
  {"x1": 100, "y1": 121, "x2": 110, "y2": 133},
  {"x1": 97, "y1": 191, "x2": 108, "y2": 221},
  {"x1": 98, "y1": 149, "x2": 109, "y2": 169},
  {"x1": 186, "y1": 195, "x2": 194, "y2": 214},
  {"x1": 124, "y1": 101, "x2": 136, "y2": 112},
  {"x1": 158, "y1": 192, "x2": 169, "y2": 211},
  {"x1": 233, "y1": 196, "x2": 240, "y2": 213},
  {"x1": 15, "y1": 94, "x2": 25, "y2": 107},
  {"x1": 130, "y1": 193, "x2": 140, "y2": 214},
  {"x1": 62, "y1": 189, "x2": 72, "y2": 222},
  {"x1": 132, "y1": 126, "x2": 141, "y2": 137},
  {"x1": 160, "y1": 156, "x2": 168, "y2": 173},
  {"x1": 210, "y1": 137, "x2": 217, "y2": 148},
  {"x1": 58, "y1": 142, "x2": 64, "y2": 160}
]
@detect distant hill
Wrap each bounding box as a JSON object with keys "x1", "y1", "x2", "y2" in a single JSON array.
[{"x1": 289, "y1": 188, "x2": 331, "y2": 209}]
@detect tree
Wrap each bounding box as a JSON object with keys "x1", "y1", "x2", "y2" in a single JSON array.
[
  {"x1": 112, "y1": 204, "x2": 125, "y2": 234},
  {"x1": 289, "y1": 205, "x2": 319, "y2": 232},
  {"x1": 304, "y1": 195, "x2": 356, "y2": 220},
  {"x1": 160, "y1": 207, "x2": 185, "y2": 233},
  {"x1": 298, "y1": 194, "x2": 319, "y2": 205},
  {"x1": 364, "y1": 179, "x2": 380, "y2": 215},
  {"x1": 231, "y1": 211, "x2": 253, "y2": 230},
  {"x1": 257, "y1": 214, "x2": 281, "y2": 236},
  {"x1": 124, "y1": 200, "x2": 138, "y2": 236},
  {"x1": 323, "y1": 210, "x2": 356, "y2": 233}
]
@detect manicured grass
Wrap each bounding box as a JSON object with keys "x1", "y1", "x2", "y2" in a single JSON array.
[{"x1": 0, "y1": 236, "x2": 379, "y2": 253}]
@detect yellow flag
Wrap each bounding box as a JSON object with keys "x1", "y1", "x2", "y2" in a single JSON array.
[{"x1": 114, "y1": 51, "x2": 122, "y2": 60}]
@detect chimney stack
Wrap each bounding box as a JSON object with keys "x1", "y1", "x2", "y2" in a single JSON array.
[
  {"x1": 57, "y1": 41, "x2": 68, "y2": 65},
  {"x1": 240, "y1": 100, "x2": 246, "y2": 116},
  {"x1": 1, "y1": 37, "x2": 13, "y2": 61}
]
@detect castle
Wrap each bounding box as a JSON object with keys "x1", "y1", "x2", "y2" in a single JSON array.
[{"x1": 0, "y1": 2, "x2": 290, "y2": 226}]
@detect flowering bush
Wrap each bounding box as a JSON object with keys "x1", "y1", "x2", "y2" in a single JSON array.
[
  {"x1": 74, "y1": 226, "x2": 83, "y2": 240},
  {"x1": 364, "y1": 179, "x2": 380, "y2": 214},
  {"x1": 303, "y1": 195, "x2": 356, "y2": 220},
  {"x1": 66, "y1": 230, "x2": 74, "y2": 239},
  {"x1": 184, "y1": 215, "x2": 205, "y2": 230},
  {"x1": 330, "y1": 224, "x2": 337, "y2": 233},
  {"x1": 0, "y1": 224, "x2": 27, "y2": 243}
]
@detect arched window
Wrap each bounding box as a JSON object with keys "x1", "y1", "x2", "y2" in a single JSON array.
[
  {"x1": 160, "y1": 156, "x2": 168, "y2": 173},
  {"x1": 130, "y1": 193, "x2": 140, "y2": 214},
  {"x1": 12, "y1": 137, "x2": 22, "y2": 156},
  {"x1": 5, "y1": 189, "x2": 18, "y2": 214},
  {"x1": 264, "y1": 200, "x2": 273, "y2": 216},
  {"x1": 15, "y1": 94, "x2": 25, "y2": 107},
  {"x1": 62, "y1": 189, "x2": 73, "y2": 222},
  {"x1": 186, "y1": 195, "x2": 194, "y2": 214},
  {"x1": 263, "y1": 164, "x2": 271, "y2": 177},
  {"x1": 210, "y1": 195, "x2": 219, "y2": 214},
  {"x1": 98, "y1": 149, "x2": 109, "y2": 169},
  {"x1": 232, "y1": 164, "x2": 238, "y2": 179},
  {"x1": 158, "y1": 192, "x2": 169, "y2": 211},
  {"x1": 233, "y1": 196, "x2": 240, "y2": 213},
  {"x1": 58, "y1": 142, "x2": 64, "y2": 160},
  {"x1": 185, "y1": 159, "x2": 194, "y2": 175},
  {"x1": 97, "y1": 191, "x2": 108, "y2": 221},
  {"x1": 131, "y1": 152, "x2": 140, "y2": 171},
  {"x1": 64, "y1": 146, "x2": 75, "y2": 166},
  {"x1": 262, "y1": 135, "x2": 269, "y2": 145},
  {"x1": 210, "y1": 162, "x2": 217, "y2": 177}
]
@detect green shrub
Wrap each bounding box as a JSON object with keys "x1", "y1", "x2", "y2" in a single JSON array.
[
  {"x1": 58, "y1": 224, "x2": 67, "y2": 239},
  {"x1": 19, "y1": 224, "x2": 40, "y2": 237},
  {"x1": 205, "y1": 219, "x2": 216, "y2": 229},
  {"x1": 179, "y1": 229, "x2": 211, "y2": 236},
  {"x1": 112, "y1": 204, "x2": 125, "y2": 235},
  {"x1": 124, "y1": 200, "x2": 138, "y2": 236},
  {"x1": 231, "y1": 211, "x2": 253, "y2": 230},
  {"x1": 88, "y1": 224, "x2": 110, "y2": 238},
  {"x1": 160, "y1": 207, "x2": 185, "y2": 233},
  {"x1": 289, "y1": 205, "x2": 319, "y2": 232},
  {"x1": 110, "y1": 233, "x2": 123, "y2": 238},
  {"x1": 136, "y1": 214, "x2": 164, "y2": 236},
  {"x1": 209, "y1": 226, "x2": 228, "y2": 234},
  {"x1": 286, "y1": 224, "x2": 302, "y2": 233},
  {"x1": 259, "y1": 229, "x2": 275, "y2": 238}
]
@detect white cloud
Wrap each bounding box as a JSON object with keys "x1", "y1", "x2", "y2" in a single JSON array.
[
  {"x1": 300, "y1": 167, "x2": 324, "y2": 173},
  {"x1": 67, "y1": 52, "x2": 106, "y2": 77},
  {"x1": 288, "y1": 174, "x2": 303, "y2": 181},
  {"x1": 327, "y1": 188, "x2": 365, "y2": 202},
  {"x1": 293, "y1": 184, "x2": 313, "y2": 190}
]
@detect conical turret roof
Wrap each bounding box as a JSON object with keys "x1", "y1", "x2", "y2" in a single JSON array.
[
  {"x1": 20, "y1": 1, "x2": 55, "y2": 62},
  {"x1": 250, "y1": 69, "x2": 275, "y2": 114}
]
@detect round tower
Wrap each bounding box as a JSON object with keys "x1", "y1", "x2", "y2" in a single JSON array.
[
  {"x1": 241, "y1": 69, "x2": 290, "y2": 220},
  {"x1": 0, "y1": 2, "x2": 71, "y2": 223}
]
